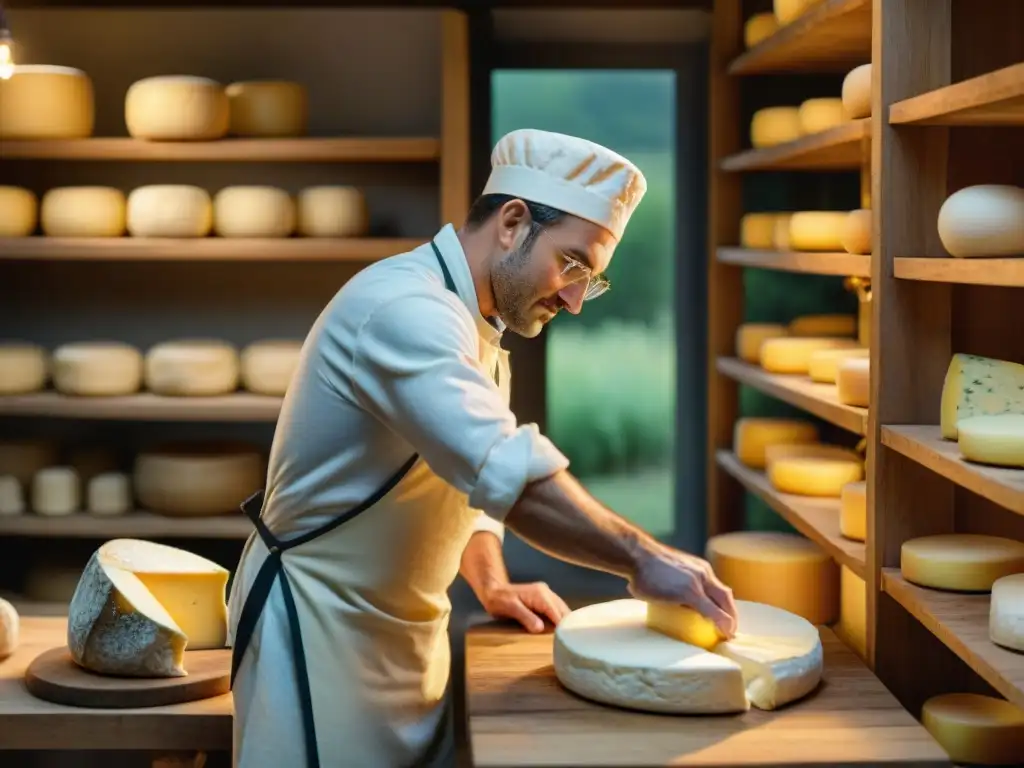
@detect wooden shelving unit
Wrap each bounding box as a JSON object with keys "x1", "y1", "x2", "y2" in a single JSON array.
[
  {"x1": 0, "y1": 392, "x2": 282, "y2": 421},
  {"x1": 0, "y1": 511, "x2": 251, "y2": 539},
  {"x1": 708, "y1": 0, "x2": 1024, "y2": 748}
]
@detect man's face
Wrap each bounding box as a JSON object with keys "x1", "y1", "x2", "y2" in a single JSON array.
[{"x1": 490, "y1": 202, "x2": 617, "y2": 338}]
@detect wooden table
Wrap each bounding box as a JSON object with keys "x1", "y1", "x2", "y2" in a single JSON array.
[{"x1": 464, "y1": 621, "x2": 954, "y2": 767}]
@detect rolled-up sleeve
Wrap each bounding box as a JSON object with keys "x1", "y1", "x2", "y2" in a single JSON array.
[{"x1": 349, "y1": 291, "x2": 568, "y2": 521}]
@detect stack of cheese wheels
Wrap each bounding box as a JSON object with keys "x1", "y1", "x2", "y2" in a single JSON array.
[
  {"x1": 839, "y1": 480, "x2": 866, "y2": 541},
  {"x1": 836, "y1": 356, "x2": 870, "y2": 407},
  {"x1": 957, "y1": 413, "x2": 1024, "y2": 468},
  {"x1": 750, "y1": 107, "x2": 801, "y2": 148},
  {"x1": 297, "y1": 186, "x2": 370, "y2": 238},
  {"x1": 733, "y1": 416, "x2": 819, "y2": 469},
  {"x1": 760, "y1": 336, "x2": 859, "y2": 374},
  {"x1": 706, "y1": 530, "x2": 839, "y2": 624},
  {"x1": 901, "y1": 534, "x2": 1024, "y2": 592},
  {"x1": 788, "y1": 313, "x2": 857, "y2": 338},
  {"x1": 841, "y1": 209, "x2": 872, "y2": 255},
  {"x1": 940, "y1": 353, "x2": 1024, "y2": 440},
  {"x1": 808, "y1": 347, "x2": 869, "y2": 384},
  {"x1": 144, "y1": 339, "x2": 240, "y2": 396},
  {"x1": 734, "y1": 322, "x2": 789, "y2": 364},
  {"x1": 214, "y1": 186, "x2": 295, "y2": 238},
  {"x1": 51, "y1": 341, "x2": 144, "y2": 396},
  {"x1": 240, "y1": 340, "x2": 303, "y2": 396},
  {"x1": 743, "y1": 12, "x2": 779, "y2": 47},
  {"x1": 837, "y1": 566, "x2": 867, "y2": 660},
  {"x1": 40, "y1": 187, "x2": 127, "y2": 237},
  {"x1": 937, "y1": 184, "x2": 1024, "y2": 257},
  {"x1": 0, "y1": 597, "x2": 17, "y2": 660},
  {"x1": 922, "y1": 693, "x2": 1024, "y2": 765},
  {"x1": 134, "y1": 443, "x2": 263, "y2": 516},
  {"x1": 0, "y1": 187, "x2": 38, "y2": 237},
  {"x1": 226, "y1": 80, "x2": 308, "y2": 137},
  {"x1": 127, "y1": 185, "x2": 213, "y2": 238},
  {"x1": 797, "y1": 98, "x2": 848, "y2": 135},
  {"x1": 765, "y1": 443, "x2": 864, "y2": 498},
  {"x1": 739, "y1": 213, "x2": 778, "y2": 249},
  {"x1": 788, "y1": 212, "x2": 848, "y2": 251},
  {"x1": 32, "y1": 466, "x2": 81, "y2": 516},
  {"x1": 0, "y1": 65, "x2": 95, "y2": 139},
  {"x1": 842, "y1": 64, "x2": 872, "y2": 119},
  {"x1": 0, "y1": 342, "x2": 48, "y2": 395},
  {"x1": 990, "y1": 573, "x2": 1024, "y2": 652},
  {"x1": 125, "y1": 75, "x2": 229, "y2": 141}
]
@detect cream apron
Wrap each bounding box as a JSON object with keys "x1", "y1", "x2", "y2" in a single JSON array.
[{"x1": 229, "y1": 240, "x2": 509, "y2": 767}]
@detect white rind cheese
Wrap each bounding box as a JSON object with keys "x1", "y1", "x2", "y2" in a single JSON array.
[
  {"x1": 0, "y1": 65, "x2": 95, "y2": 139},
  {"x1": 0, "y1": 342, "x2": 48, "y2": 395},
  {"x1": 125, "y1": 76, "x2": 229, "y2": 141},
  {"x1": 0, "y1": 597, "x2": 19, "y2": 659},
  {"x1": 52, "y1": 341, "x2": 143, "y2": 396},
  {"x1": 989, "y1": 573, "x2": 1024, "y2": 652},
  {"x1": 127, "y1": 185, "x2": 213, "y2": 238},
  {"x1": 144, "y1": 339, "x2": 240, "y2": 396},
  {"x1": 213, "y1": 186, "x2": 296, "y2": 238},
  {"x1": 0, "y1": 186, "x2": 38, "y2": 237},
  {"x1": 937, "y1": 184, "x2": 1024, "y2": 258}
]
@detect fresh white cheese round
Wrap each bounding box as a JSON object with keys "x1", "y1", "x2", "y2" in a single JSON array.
[
  {"x1": 990, "y1": 573, "x2": 1024, "y2": 652},
  {"x1": 144, "y1": 339, "x2": 240, "y2": 396},
  {"x1": 0, "y1": 186, "x2": 38, "y2": 237},
  {"x1": 750, "y1": 107, "x2": 802, "y2": 148},
  {"x1": 937, "y1": 184, "x2": 1024, "y2": 257},
  {"x1": 213, "y1": 186, "x2": 296, "y2": 238},
  {"x1": 32, "y1": 466, "x2": 81, "y2": 516},
  {"x1": 842, "y1": 64, "x2": 872, "y2": 119},
  {"x1": 52, "y1": 341, "x2": 144, "y2": 396},
  {"x1": 124, "y1": 75, "x2": 229, "y2": 141},
  {"x1": 226, "y1": 80, "x2": 308, "y2": 137},
  {"x1": 0, "y1": 65, "x2": 95, "y2": 139},
  {"x1": 40, "y1": 186, "x2": 127, "y2": 238},
  {"x1": 744, "y1": 12, "x2": 779, "y2": 47},
  {"x1": 240, "y1": 340, "x2": 303, "y2": 396},
  {"x1": 297, "y1": 186, "x2": 369, "y2": 238},
  {"x1": 87, "y1": 472, "x2": 132, "y2": 517},
  {"x1": 841, "y1": 209, "x2": 872, "y2": 255},
  {"x1": 127, "y1": 185, "x2": 213, "y2": 238},
  {"x1": 0, "y1": 342, "x2": 48, "y2": 395},
  {"x1": 798, "y1": 98, "x2": 847, "y2": 134},
  {"x1": 0, "y1": 475, "x2": 25, "y2": 516},
  {"x1": 134, "y1": 444, "x2": 263, "y2": 516},
  {"x1": 0, "y1": 597, "x2": 18, "y2": 660}
]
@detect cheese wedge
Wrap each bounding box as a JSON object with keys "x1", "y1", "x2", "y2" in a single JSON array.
[{"x1": 940, "y1": 353, "x2": 1024, "y2": 440}]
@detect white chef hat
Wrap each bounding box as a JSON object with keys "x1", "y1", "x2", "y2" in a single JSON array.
[{"x1": 482, "y1": 128, "x2": 647, "y2": 242}]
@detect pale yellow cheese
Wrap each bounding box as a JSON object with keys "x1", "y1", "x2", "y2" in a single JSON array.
[
  {"x1": 836, "y1": 357, "x2": 870, "y2": 407},
  {"x1": 706, "y1": 531, "x2": 839, "y2": 625},
  {"x1": 87, "y1": 473, "x2": 132, "y2": 517},
  {"x1": 51, "y1": 341, "x2": 143, "y2": 396},
  {"x1": 957, "y1": 414, "x2": 1024, "y2": 468},
  {"x1": 735, "y1": 323, "x2": 789, "y2": 364},
  {"x1": 939, "y1": 353, "x2": 1024, "y2": 440},
  {"x1": 733, "y1": 417, "x2": 819, "y2": 469},
  {"x1": 144, "y1": 340, "x2": 240, "y2": 396},
  {"x1": 842, "y1": 64, "x2": 872, "y2": 119},
  {"x1": 31, "y1": 466, "x2": 81, "y2": 516},
  {"x1": 226, "y1": 80, "x2": 308, "y2": 137},
  {"x1": 750, "y1": 107, "x2": 801, "y2": 148},
  {"x1": 739, "y1": 213, "x2": 778, "y2": 249},
  {"x1": 0, "y1": 186, "x2": 38, "y2": 237},
  {"x1": 788, "y1": 314, "x2": 857, "y2": 338},
  {"x1": 772, "y1": 214, "x2": 793, "y2": 250},
  {"x1": 836, "y1": 566, "x2": 867, "y2": 660},
  {"x1": 240, "y1": 340, "x2": 303, "y2": 396},
  {"x1": 744, "y1": 13, "x2": 779, "y2": 47},
  {"x1": 134, "y1": 443, "x2": 263, "y2": 516},
  {"x1": 768, "y1": 456, "x2": 864, "y2": 498},
  {"x1": 0, "y1": 597, "x2": 18, "y2": 660},
  {"x1": 297, "y1": 186, "x2": 370, "y2": 238},
  {"x1": 645, "y1": 601, "x2": 724, "y2": 650},
  {"x1": 841, "y1": 209, "x2": 872, "y2": 255},
  {"x1": 990, "y1": 573, "x2": 1024, "y2": 653},
  {"x1": 937, "y1": 185, "x2": 1024, "y2": 258},
  {"x1": 901, "y1": 534, "x2": 1024, "y2": 592},
  {"x1": 40, "y1": 187, "x2": 127, "y2": 237},
  {"x1": 0, "y1": 342, "x2": 48, "y2": 395},
  {"x1": 125, "y1": 76, "x2": 229, "y2": 141},
  {"x1": 839, "y1": 481, "x2": 866, "y2": 541},
  {"x1": 808, "y1": 347, "x2": 869, "y2": 383},
  {"x1": 788, "y1": 212, "x2": 847, "y2": 251},
  {"x1": 0, "y1": 65, "x2": 94, "y2": 139},
  {"x1": 773, "y1": 0, "x2": 817, "y2": 24},
  {"x1": 213, "y1": 186, "x2": 296, "y2": 238},
  {"x1": 921, "y1": 693, "x2": 1024, "y2": 766},
  {"x1": 798, "y1": 98, "x2": 847, "y2": 134},
  {"x1": 760, "y1": 336, "x2": 859, "y2": 374},
  {"x1": 127, "y1": 185, "x2": 213, "y2": 238}
]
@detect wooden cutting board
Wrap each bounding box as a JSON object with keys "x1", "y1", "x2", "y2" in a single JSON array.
[{"x1": 24, "y1": 646, "x2": 231, "y2": 708}]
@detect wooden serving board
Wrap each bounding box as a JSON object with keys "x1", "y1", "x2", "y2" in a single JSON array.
[{"x1": 24, "y1": 646, "x2": 231, "y2": 709}]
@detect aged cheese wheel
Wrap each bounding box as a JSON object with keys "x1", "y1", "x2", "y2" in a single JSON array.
[
  {"x1": 0, "y1": 597, "x2": 18, "y2": 659},
  {"x1": 901, "y1": 534, "x2": 1024, "y2": 592},
  {"x1": 87, "y1": 472, "x2": 132, "y2": 516},
  {"x1": 751, "y1": 107, "x2": 801, "y2": 148},
  {"x1": 957, "y1": 414, "x2": 1024, "y2": 468},
  {"x1": 226, "y1": 80, "x2": 308, "y2": 137},
  {"x1": 0, "y1": 186, "x2": 38, "y2": 237},
  {"x1": 773, "y1": 0, "x2": 816, "y2": 24},
  {"x1": 241, "y1": 340, "x2": 303, "y2": 396},
  {"x1": 0, "y1": 65, "x2": 94, "y2": 139},
  {"x1": 125, "y1": 75, "x2": 229, "y2": 141},
  {"x1": 134, "y1": 443, "x2": 264, "y2": 516},
  {"x1": 788, "y1": 314, "x2": 857, "y2": 338},
  {"x1": 772, "y1": 214, "x2": 793, "y2": 249},
  {"x1": 297, "y1": 186, "x2": 370, "y2": 238},
  {"x1": 837, "y1": 357, "x2": 870, "y2": 407},
  {"x1": 990, "y1": 573, "x2": 1024, "y2": 652},
  {"x1": 0, "y1": 476, "x2": 25, "y2": 516},
  {"x1": 127, "y1": 185, "x2": 213, "y2": 238},
  {"x1": 706, "y1": 531, "x2": 839, "y2": 625},
  {"x1": 735, "y1": 323, "x2": 788, "y2": 364},
  {"x1": 760, "y1": 336, "x2": 859, "y2": 374},
  {"x1": 739, "y1": 213, "x2": 778, "y2": 249},
  {"x1": 840, "y1": 481, "x2": 866, "y2": 541},
  {"x1": 40, "y1": 186, "x2": 127, "y2": 238},
  {"x1": 841, "y1": 209, "x2": 872, "y2": 255},
  {"x1": 842, "y1": 64, "x2": 872, "y2": 119},
  {"x1": 144, "y1": 339, "x2": 240, "y2": 396},
  {"x1": 937, "y1": 185, "x2": 1024, "y2": 258},
  {"x1": 32, "y1": 466, "x2": 81, "y2": 516},
  {"x1": 0, "y1": 440, "x2": 60, "y2": 487},
  {"x1": 733, "y1": 417, "x2": 819, "y2": 469},
  {"x1": 798, "y1": 98, "x2": 847, "y2": 134},
  {"x1": 837, "y1": 566, "x2": 867, "y2": 660},
  {"x1": 0, "y1": 342, "x2": 48, "y2": 395},
  {"x1": 52, "y1": 341, "x2": 143, "y2": 396},
  {"x1": 921, "y1": 693, "x2": 1024, "y2": 766},
  {"x1": 213, "y1": 186, "x2": 296, "y2": 238},
  {"x1": 808, "y1": 347, "x2": 869, "y2": 384},
  {"x1": 768, "y1": 455, "x2": 864, "y2": 498},
  {"x1": 789, "y1": 212, "x2": 847, "y2": 251},
  {"x1": 744, "y1": 12, "x2": 779, "y2": 47}
]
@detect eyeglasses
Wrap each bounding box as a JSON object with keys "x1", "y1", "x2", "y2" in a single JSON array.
[{"x1": 535, "y1": 227, "x2": 611, "y2": 301}]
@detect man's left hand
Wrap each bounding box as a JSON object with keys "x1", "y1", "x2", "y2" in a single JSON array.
[{"x1": 481, "y1": 581, "x2": 570, "y2": 633}]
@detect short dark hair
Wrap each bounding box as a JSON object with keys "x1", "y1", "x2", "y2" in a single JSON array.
[{"x1": 464, "y1": 193, "x2": 568, "y2": 230}]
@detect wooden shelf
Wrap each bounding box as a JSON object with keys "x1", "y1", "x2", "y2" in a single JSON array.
[
  {"x1": 0, "y1": 392, "x2": 281, "y2": 421},
  {"x1": 895, "y1": 257, "x2": 1024, "y2": 287},
  {"x1": 718, "y1": 247, "x2": 871, "y2": 277},
  {"x1": 717, "y1": 357, "x2": 869, "y2": 435},
  {"x1": 728, "y1": 0, "x2": 872, "y2": 75},
  {"x1": 881, "y1": 425, "x2": 1024, "y2": 517},
  {"x1": 0, "y1": 511, "x2": 251, "y2": 539},
  {"x1": 889, "y1": 63, "x2": 1024, "y2": 126},
  {"x1": 0, "y1": 237, "x2": 423, "y2": 262},
  {"x1": 882, "y1": 569, "x2": 1024, "y2": 709},
  {"x1": 717, "y1": 450, "x2": 866, "y2": 578},
  {"x1": 721, "y1": 119, "x2": 869, "y2": 172},
  {"x1": 0, "y1": 136, "x2": 442, "y2": 162}
]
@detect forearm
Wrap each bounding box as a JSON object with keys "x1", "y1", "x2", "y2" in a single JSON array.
[{"x1": 460, "y1": 530, "x2": 510, "y2": 600}]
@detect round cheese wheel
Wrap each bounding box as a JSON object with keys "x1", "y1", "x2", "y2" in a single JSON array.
[
  {"x1": 297, "y1": 186, "x2": 370, "y2": 238},
  {"x1": 0, "y1": 342, "x2": 48, "y2": 395},
  {"x1": 213, "y1": 186, "x2": 296, "y2": 238},
  {"x1": 836, "y1": 357, "x2": 870, "y2": 407},
  {"x1": 735, "y1": 323, "x2": 788, "y2": 364},
  {"x1": 0, "y1": 186, "x2": 38, "y2": 237},
  {"x1": 838, "y1": 565, "x2": 867, "y2": 659},
  {"x1": 937, "y1": 185, "x2": 1024, "y2": 258},
  {"x1": 240, "y1": 340, "x2": 303, "y2": 396},
  {"x1": 0, "y1": 65, "x2": 94, "y2": 139},
  {"x1": 841, "y1": 209, "x2": 872, "y2": 255},
  {"x1": 40, "y1": 186, "x2": 127, "y2": 238},
  {"x1": 798, "y1": 98, "x2": 848, "y2": 134},
  {"x1": 0, "y1": 597, "x2": 18, "y2": 660},
  {"x1": 134, "y1": 443, "x2": 264, "y2": 516},
  {"x1": 744, "y1": 12, "x2": 779, "y2": 47},
  {"x1": 733, "y1": 417, "x2": 819, "y2": 469},
  {"x1": 808, "y1": 347, "x2": 869, "y2": 383},
  {"x1": 773, "y1": 0, "x2": 816, "y2": 24},
  {"x1": 0, "y1": 440, "x2": 60, "y2": 487},
  {"x1": 87, "y1": 472, "x2": 132, "y2": 516},
  {"x1": 768, "y1": 456, "x2": 864, "y2": 498},
  {"x1": 32, "y1": 466, "x2": 80, "y2": 516},
  {"x1": 921, "y1": 693, "x2": 1024, "y2": 765},
  {"x1": 760, "y1": 336, "x2": 859, "y2": 374},
  {"x1": 739, "y1": 213, "x2": 777, "y2": 249},
  {"x1": 124, "y1": 75, "x2": 229, "y2": 141},
  {"x1": 0, "y1": 476, "x2": 25, "y2": 516},
  {"x1": 127, "y1": 185, "x2": 213, "y2": 238},
  {"x1": 901, "y1": 534, "x2": 1024, "y2": 592},
  {"x1": 51, "y1": 341, "x2": 143, "y2": 396},
  {"x1": 842, "y1": 64, "x2": 872, "y2": 119},
  {"x1": 706, "y1": 531, "x2": 839, "y2": 625},
  {"x1": 144, "y1": 339, "x2": 240, "y2": 396},
  {"x1": 990, "y1": 573, "x2": 1024, "y2": 652},
  {"x1": 226, "y1": 80, "x2": 308, "y2": 137},
  {"x1": 840, "y1": 481, "x2": 867, "y2": 541},
  {"x1": 957, "y1": 414, "x2": 1024, "y2": 468},
  {"x1": 750, "y1": 107, "x2": 802, "y2": 148},
  {"x1": 772, "y1": 214, "x2": 793, "y2": 249},
  {"x1": 788, "y1": 314, "x2": 857, "y2": 338},
  {"x1": 764, "y1": 443, "x2": 862, "y2": 470},
  {"x1": 788, "y1": 212, "x2": 847, "y2": 251}
]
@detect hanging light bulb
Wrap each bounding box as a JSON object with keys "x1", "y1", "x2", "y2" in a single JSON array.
[{"x1": 0, "y1": 4, "x2": 14, "y2": 81}]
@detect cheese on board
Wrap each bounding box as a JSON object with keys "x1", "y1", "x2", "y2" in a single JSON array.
[
  {"x1": 0, "y1": 186, "x2": 38, "y2": 237},
  {"x1": 40, "y1": 187, "x2": 127, "y2": 238},
  {"x1": 760, "y1": 336, "x2": 859, "y2": 374},
  {"x1": 67, "y1": 539, "x2": 230, "y2": 677},
  {"x1": 32, "y1": 466, "x2": 81, "y2": 516},
  {"x1": 921, "y1": 693, "x2": 1024, "y2": 766},
  {"x1": 797, "y1": 98, "x2": 847, "y2": 135},
  {"x1": 957, "y1": 414, "x2": 1024, "y2": 468},
  {"x1": 937, "y1": 185, "x2": 1024, "y2": 258},
  {"x1": 51, "y1": 341, "x2": 143, "y2": 396},
  {"x1": 0, "y1": 440, "x2": 59, "y2": 487},
  {"x1": 788, "y1": 212, "x2": 847, "y2": 252},
  {"x1": 939, "y1": 353, "x2": 1024, "y2": 440},
  {"x1": 733, "y1": 417, "x2": 819, "y2": 469},
  {"x1": 842, "y1": 64, "x2": 871, "y2": 119},
  {"x1": 553, "y1": 598, "x2": 822, "y2": 715},
  {"x1": 901, "y1": 534, "x2": 1024, "y2": 592},
  {"x1": 226, "y1": 80, "x2": 308, "y2": 137},
  {"x1": 769, "y1": 456, "x2": 864, "y2": 498},
  {"x1": 240, "y1": 340, "x2": 303, "y2": 396},
  {"x1": 134, "y1": 443, "x2": 263, "y2": 516},
  {"x1": 735, "y1": 323, "x2": 789, "y2": 364},
  {"x1": 0, "y1": 65, "x2": 94, "y2": 139},
  {"x1": 990, "y1": 573, "x2": 1024, "y2": 652},
  {"x1": 0, "y1": 597, "x2": 18, "y2": 660},
  {"x1": 0, "y1": 476, "x2": 25, "y2": 516},
  {"x1": 706, "y1": 531, "x2": 839, "y2": 625},
  {"x1": 787, "y1": 314, "x2": 857, "y2": 338},
  {"x1": 750, "y1": 107, "x2": 801, "y2": 148},
  {"x1": 213, "y1": 186, "x2": 296, "y2": 238},
  {"x1": 739, "y1": 213, "x2": 777, "y2": 249},
  {"x1": 0, "y1": 342, "x2": 48, "y2": 395},
  {"x1": 841, "y1": 209, "x2": 872, "y2": 255},
  {"x1": 773, "y1": 214, "x2": 793, "y2": 249},
  {"x1": 773, "y1": 0, "x2": 816, "y2": 24},
  {"x1": 836, "y1": 357, "x2": 870, "y2": 407},
  {"x1": 297, "y1": 186, "x2": 370, "y2": 238},
  {"x1": 127, "y1": 185, "x2": 213, "y2": 238},
  {"x1": 144, "y1": 339, "x2": 240, "y2": 396},
  {"x1": 125, "y1": 76, "x2": 229, "y2": 141},
  {"x1": 87, "y1": 473, "x2": 132, "y2": 517},
  {"x1": 836, "y1": 566, "x2": 867, "y2": 660},
  {"x1": 840, "y1": 481, "x2": 866, "y2": 541},
  {"x1": 744, "y1": 12, "x2": 779, "y2": 47},
  {"x1": 808, "y1": 347, "x2": 868, "y2": 383},
  {"x1": 646, "y1": 601, "x2": 724, "y2": 650}
]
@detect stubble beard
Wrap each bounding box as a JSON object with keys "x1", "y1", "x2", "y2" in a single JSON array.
[{"x1": 491, "y1": 238, "x2": 542, "y2": 338}]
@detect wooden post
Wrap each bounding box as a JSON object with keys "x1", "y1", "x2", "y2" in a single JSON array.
[{"x1": 441, "y1": 10, "x2": 471, "y2": 229}]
